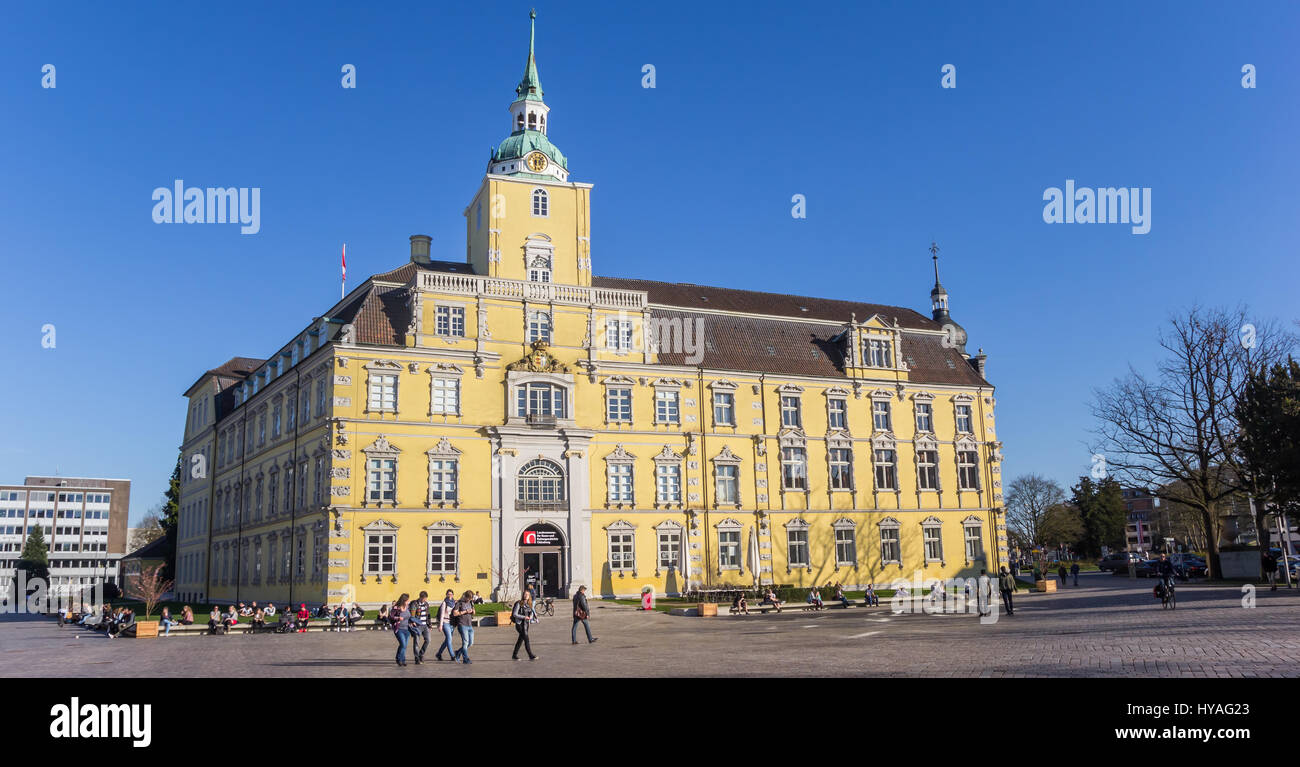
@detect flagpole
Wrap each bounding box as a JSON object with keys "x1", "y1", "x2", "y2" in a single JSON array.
[{"x1": 341, "y1": 243, "x2": 347, "y2": 300}]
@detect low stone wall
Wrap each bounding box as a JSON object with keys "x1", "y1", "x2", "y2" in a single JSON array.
[{"x1": 1219, "y1": 551, "x2": 1260, "y2": 579}]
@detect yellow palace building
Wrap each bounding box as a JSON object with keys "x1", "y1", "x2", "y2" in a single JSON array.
[{"x1": 174, "y1": 14, "x2": 1006, "y2": 606}]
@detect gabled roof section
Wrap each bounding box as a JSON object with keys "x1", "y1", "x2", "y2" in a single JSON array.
[
  {"x1": 591, "y1": 276, "x2": 937, "y2": 330},
  {"x1": 183, "y1": 356, "x2": 264, "y2": 397},
  {"x1": 372, "y1": 259, "x2": 477, "y2": 284}
]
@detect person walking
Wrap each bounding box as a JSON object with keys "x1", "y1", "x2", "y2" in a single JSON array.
[
  {"x1": 434, "y1": 589, "x2": 458, "y2": 661},
  {"x1": 409, "y1": 591, "x2": 431, "y2": 664},
  {"x1": 512, "y1": 592, "x2": 538, "y2": 661},
  {"x1": 453, "y1": 590, "x2": 476, "y2": 664},
  {"x1": 1070, "y1": 562, "x2": 1080, "y2": 587},
  {"x1": 390, "y1": 594, "x2": 411, "y2": 668},
  {"x1": 998, "y1": 567, "x2": 1016, "y2": 616},
  {"x1": 1263, "y1": 550, "x2": 1278, "y2": 591},
  {"x1": 976, "y1": 569, "x2": 992, "y2": 617},
  {"x1": 571, "y1": 585, "x2": 596, "y2": 644},
  {"x1": 1057, "y1": 563, "x2": 1067, "y2": 587}
]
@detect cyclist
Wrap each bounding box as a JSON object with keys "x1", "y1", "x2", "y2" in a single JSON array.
[{"x1": 1156, "y1": 553, "x2": 1176, "y2": 597}]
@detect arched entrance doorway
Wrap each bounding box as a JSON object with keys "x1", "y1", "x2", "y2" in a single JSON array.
[{"x1": 519, "y1": 522, "x2": 565, "y2": 598}]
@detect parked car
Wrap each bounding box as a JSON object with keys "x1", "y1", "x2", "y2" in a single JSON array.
[{"x1": 1098, "y1": 552, "x2": 1142, "y2": 572}]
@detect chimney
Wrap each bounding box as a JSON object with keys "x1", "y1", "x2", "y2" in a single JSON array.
[
  {"x1": 968, "y1": 348, "x2": 988, "y2": 379},
  {"x1": 409, "y1": 234, "x2": 432, "y2": 265}
]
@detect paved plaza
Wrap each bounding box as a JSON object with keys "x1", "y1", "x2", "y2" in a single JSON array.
[{"x1": 3, "y1": 572, "x2": 1299, "y2": 677}]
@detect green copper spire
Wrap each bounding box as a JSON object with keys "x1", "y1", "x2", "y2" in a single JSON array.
[{"x1": 514, "y1": 9, "x2": 544, "y2": 103}]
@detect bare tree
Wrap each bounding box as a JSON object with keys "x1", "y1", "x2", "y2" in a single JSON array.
[
  {"x1": 1005, "y1": 474, "x2": 1067, "y2": 555},
  {"x1": 491, "y1": 549, "x2": 522, "y2": 605},
  {"x1": 128, "y1": 508, "x2": 166, "y2": 552},
  {"x1": 1090, "y1": 305, "x2": 1292, "y2": 578},
  {"x1": 125, "y1": 562, "x2": 173, "y2": 620}
]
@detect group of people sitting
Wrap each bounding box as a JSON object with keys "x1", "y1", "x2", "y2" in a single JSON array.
[
  {"x1": 82, "y1": 604, "x2": 136, "y2": 637},
  {"x1": 731, "y1": 583, "x2": 882, "y2": 614}
]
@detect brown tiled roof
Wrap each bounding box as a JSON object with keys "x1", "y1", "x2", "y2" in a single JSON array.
[
  {"x1": 650, "y1": 309, "x2": 989, "y2": 387},
  {"x1": 337, "y1": 283, "x2": 411, "y2": 346},
  {"x1": 591, "y1": 276, "x2": 940, "y2": 330},
  {"x1": 183, "y1": 356, "x2": 264, "y2": 396}
]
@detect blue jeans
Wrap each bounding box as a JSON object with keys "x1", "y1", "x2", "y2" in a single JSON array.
[
  {"x1": 436, "y1": 623, "x2": 456, "y2": 659},
  {"x1": 394, "y1": 628, "x2": 410, "y2": 664},
  {"x1": 456, "y1": 625, "x2": 474, "y2": 661},
  {"x1": 572, "y1": 617, "x2": 593, "y2": 642},
  {"x1": 160, "y1": 618, "x2": 176, "y2": 635}
]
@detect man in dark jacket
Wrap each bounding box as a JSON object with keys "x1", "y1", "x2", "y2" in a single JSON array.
[
  {"x1": 409, "y1": 591, "x2": 431, "y2": 664},
  {"x1": 998, "y1": 567, "x2": 1016, "y2": 616},
  {"x1": 571, "y1": 585, "x2": 597, "y2": 644}
]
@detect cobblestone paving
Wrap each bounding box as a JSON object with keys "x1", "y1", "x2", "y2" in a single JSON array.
[{"x1": 3, "y1": 572, "x2": 1298, "y2": 677}]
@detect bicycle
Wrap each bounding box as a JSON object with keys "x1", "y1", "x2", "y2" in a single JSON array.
[
  {"x1": 535, "y1": 597, "x2": 555, "y2": 617},
  {"x1": 1158, "y1": 580, "x2": 1176, "y2": 610}
]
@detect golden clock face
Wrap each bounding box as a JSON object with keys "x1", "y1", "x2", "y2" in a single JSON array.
[{"x1": 526, "y1": 152, "x2": 547, "y2": 173}]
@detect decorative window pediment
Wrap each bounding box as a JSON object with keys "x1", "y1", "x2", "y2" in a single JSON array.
[
  {"x1": 361, "y1": 518, "x2": 400, "y2": 534},
  {"x1": 921, "y1": 515, "x2": 943, "y2": 527},
  {"x1": 911, "y1": 391, "x2": 935, "y2": 402},
  {"x1": 653, "y1": 445, "x2": 683, "y2": 464},
  {"x1": 651, "y1": 377, "x2": 688, "y2": 389},
  {"x1": 878, "y1": 516, "x2": 901, "y2": 529},
  {"x1": 424, "y1": 520, "x2": 462, "y2": 532},
  {"x1": 777, "y1": 429, "x2": 806, "y2": 448},
  {"x1": 831, "y1": 517, "x2": 856, "y2": 531},
  {"x1": 955, "y1": 434, "x2": 979, "y2": 451},
  {"x1": 871, "y1": 433, "x2": 897, "y2": 450},
  {"x1": 823, "y1": 386, "x2": 851, "y2": 398},
  {"x1": 427, "y1": 363, "x2": 464, "y2": 377},
  {"x1": 869, "y1": 388, "x2": 894, "y2": 401},
  {"x1": 363, "y1": 435, "x2": 401, "y2": 457},
  {"x1": 826, "y1": 431, "x2": 853, "y2": 449},
  {"x1": 604, "y1": 519, "x2": 637, "y2": 533},
  {"x1": 775, "y1": 383, "x2": 805, "y2": 394},
  {"x1": 715, "y1": 517, "x2": 743, "y2": 532},
  {"x1": 426, "y1": 437, "x2": 461, "y2": 459},
  {"x1": 602, "y1": 375, "x2": 637, "y2": 386},
  {"x1": 962, "y1": 515, "x2": 984, "y2": 526},
  {"x1": 783, "y1": 517, "x2": 810, "y2": 531},
  {"x1": 954, "y1": 393, "x2": 975, "y2": 403},
  {"x1": 654, "y1": 519, "x2": 684, "y2": 532},
  {"x1": 915, "y1": 434, "x2": 939, "y2": 451},
  {"x1": 709, "y1": 379, "x2": 739, "y2": 392},
  {"x1": 711, "y1": 445, "x2": 742, "y2": 465},
  {"x1": 365, "y1": 359, "x2": 403, "y2": 370},
  {"x1": 604, "y1": 444, "x2": 636, "y2": 464}
]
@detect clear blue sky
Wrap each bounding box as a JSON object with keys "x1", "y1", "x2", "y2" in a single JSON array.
[{"x1": 2, "y1": 2, "x2": 1297, "y2": 523}]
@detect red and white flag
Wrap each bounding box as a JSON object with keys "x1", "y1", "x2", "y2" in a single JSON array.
[{"x1": 341, "y1": 243, "x2": 347, "y2": 299}]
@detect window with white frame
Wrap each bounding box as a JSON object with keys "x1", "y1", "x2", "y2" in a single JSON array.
[
  {"x1": 532, "y1": 188, "x2": 548, "y2": 217},
  {"x1": 864, "y1": 338, "x2": 893, "y2": 368},
  {"x1": 286, "y1": 397, "x2": 296, "y2": 431},
  {"x1": 786, "y1": 522, "x2": 810, "y2": 568},
  {"x1": 780, "y1": 395, "x2": 802, "y2": 428},
  {"x1": 296, "y1": 461, "x2": 308, "y2": 507},
  {"x1": 655, "y1": 389, "x2": 680, "y2": 424},
  {"x1": 316, "y1": 379, "x2": 327, "y2": 417},
  {"x1": 829, "y1": 447, "x2": 853, "y2": 490},
  {"x1": 364, "y1": 529, "x2": 396, "y2": 576},
  {"x1": 607, "y1": 522, "x2": 634, "y2": 572},
  {"x1": 527, "y1": 253, "x2": 552, "y2": 283},
  {"x1": 257, "y1": 411, "x2": 266, "y2": 445},
  {"x1": 428, "y1": 458, "x2": 457, "y2": 503},
  {"x1": 606, "y1": 387, "x2": 632, "y2": 423},
  {"x1": 834, "y1": 523, "x2": 857, "y2": 566},
  {"x1": 435, "y1": 305, "x2": 466, "y2": 337},
  {"x1": 713, "y1": 392, "x2": 735, "y2": 426},
  {"x1": 272, "y1": 404, "x2": 282, "y2": 438},
  {"x1": 605, "y1": 318, "x2": 633, "y2": 352},
  {"x1": 427, "y1": 526, "x2": 458, "y2": 576},
  {"x1": 955, "y1": 404, "x2": 973, "y2": 433},
  {"x1": 295, "y1": 534, "x2": 306, "y2": 578},
  {"x1": 368, "y1": 373, "x2": 398, "y2": 411},
  {"x1": 874, "y1": 448, "x2": 896, "y2": 490},
  {"x1": 915, "y1": 402, "x2": 934, "y2": 432},
  {"x1": 879, "y1": 521, "x2": 901, "y2": 564},
  {"x1": 430, "y1": 377, "x2": 460, "y2": 415},
  {"x1": 517, "y1": 459, "x2": 565, "y2": 507},
  {"x1": 781, "y1": 446, "x2": 807, "y2": 491},
  {"x1": 367, "y1": 458, "x2": 396, "y2": 503},
  {"x1": 715, "y1": 464, "x2": 738, "y2": 504},
  {"x1": 827, "y1": 397, "x2": 847, "y2": 430},
  {"x1": 607, "y1": 462, "x2": 633, "y2": 504},
  {"x1": 917, "y1": 449, "x2": 939, "y2": 490},
  {"x1": 656, "y1": 463, "x2": 682, "y2": 504},
  {"x1": 313, "y1": 457, "x2": 324, "y2": 505},
  {"x1": 300, "y1": 385, "x2": 311, "y2": 425},
  {"x1": 517, "y1": 382, "x2": 566, "y2": 418},
  {"x1": 283, "y1": 465, "x2": 295, "y2": 510},
  {"x1": 964, "y1": 521, "x2": 984, "y2": 561},
  {"x1": 527, "y1": 311, "x2": 551, "y2": 343},
  {"x1": 656, "y1": 524, "x2": 681, "y2": 571},
  {"x1": 958, "y1": 449, "x2": 980, "y2": 490},
  {"x1": 872, "y1": 400, "x2": 892, "y2": 431},
  {"x1": 923, "y1": 522, "x2": 944, "y2": 562},
  {"x1": 718, "y1": 524, "x2": 741, "y2": 569}
]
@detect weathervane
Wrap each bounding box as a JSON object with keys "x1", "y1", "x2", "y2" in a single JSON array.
[{"x1": 929, "y1": 241, "x2": 941, "y2": 283}]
